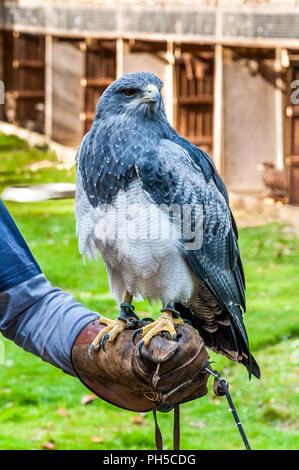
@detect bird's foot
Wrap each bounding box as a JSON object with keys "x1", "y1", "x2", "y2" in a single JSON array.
[
  {"x1": 89, "y1": 317, "x2": 129, "y2": 357},
  {"x1": 132, "y1": 307, "x2": 184, "y2": 353},
  {"x1": 89, "y1": 303, "x2": 149, "y2": 358}
]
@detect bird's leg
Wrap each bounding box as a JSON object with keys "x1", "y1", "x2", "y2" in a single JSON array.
[
  {"x1": 88, "y1": 292, "x2": 142, "y2": 357},
  {"x1": 132, "y1": 305, "x2": 184, "y2": 352}
]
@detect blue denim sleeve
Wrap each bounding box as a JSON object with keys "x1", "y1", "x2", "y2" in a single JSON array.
[
  {"x1": 0, "y1": 199, "x2": 42, "y2": 291},
  {"x1": 0, "y1": 274, "x2": 99, "y2": 376},
  {"x1": 0, "y1": 199, "x2": 99, "y2": 376}
]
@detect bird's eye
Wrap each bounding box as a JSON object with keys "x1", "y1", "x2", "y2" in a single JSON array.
[{"x1": 122, "y1": 89, "x2": 137, "y2": 97}]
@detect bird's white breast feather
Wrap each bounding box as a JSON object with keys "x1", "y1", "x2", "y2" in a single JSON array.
[{"x1": 76, "y1": 172, "x2": 194, "y2": 305}]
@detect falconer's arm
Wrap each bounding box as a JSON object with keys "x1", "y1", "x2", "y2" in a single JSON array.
[{"x1": 0, "y1": 199, "x2": 98, "y2": 376}]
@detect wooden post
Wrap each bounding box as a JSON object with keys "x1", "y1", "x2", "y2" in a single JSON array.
[
  {"x1": 213, "y1": 44, "x2": 223, "y2": 175},
  {"x1": 165, "y1": 41, "x2": 174, "y2": 125},
  {"x1": 116, "y1": 38, "x2": 124, "y2": 79},
  {"x1": 44, "y1": 34, "x2": 52, "y2": 139},
  {"x1": 275, "y1": 47, "x2": 284, "y2": 170}
]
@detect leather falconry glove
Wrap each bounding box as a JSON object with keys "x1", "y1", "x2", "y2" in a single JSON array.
[{"x1": 71, "y1": 319, "x2": 211, "y2": 412}]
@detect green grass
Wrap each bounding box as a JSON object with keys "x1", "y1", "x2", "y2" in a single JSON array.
[
  {"x1": 0, "y1": 134, "x2": 298, "y2": 450},
  {"x1": 0, "y1": 133, "x2": 75, "y2": 193}
]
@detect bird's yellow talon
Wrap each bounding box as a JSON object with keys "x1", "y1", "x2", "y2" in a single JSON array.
[
  {"x1": 138, "y1": 311, "x2": 181, "y2": 346},
  {"x1": 91, "y1": 318, "x2": 127, "y2": 351},
  {"x1": 98, "y1": 316, "x2": 115, "y2": 327}
]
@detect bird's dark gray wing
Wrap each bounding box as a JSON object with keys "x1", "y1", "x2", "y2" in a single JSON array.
[
  {"x1": 76, "y1": 122, "x2": 137, "y2": 207},
  {"x1": 170, "y1": 131, "x2": 246, "y2": 296},
  {"x1": 136, "y1": 138, "x2": 260, "y2": 378}
]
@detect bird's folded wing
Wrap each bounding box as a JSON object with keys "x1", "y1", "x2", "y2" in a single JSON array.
[{"x1": 135, "y1": 138, "x2": 249, "y2": 353}]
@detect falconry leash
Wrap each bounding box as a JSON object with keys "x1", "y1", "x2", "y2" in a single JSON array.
[
  {"x1": 152, "y1": 365, "x2": 251, "y2": 451},
  {"x1": 203, "y1": 366, "x2": 251, "y2": 451}
]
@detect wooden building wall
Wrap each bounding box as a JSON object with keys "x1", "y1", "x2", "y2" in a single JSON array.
[
  {"x1": 287, "y1": 62, "x2": 299, "y2": 205},
  {"x1": 223, "y1": 58, "x2": 278, "y2": 192},
  {"x1": 3, "y1": 32, "x2": 45, "y2": 133},
  {"x1": 51, "y1": 39, "x2": 84, "y2": 146},
  {"x1": 81, "y1": 40, "x2": 116, "y2": 134},
  {"x1": 175, "y1": 52, "x2": 214, "y2": 154},
  {"x1": 1, "y1": 28, "x2": 297, "y2": 200}
]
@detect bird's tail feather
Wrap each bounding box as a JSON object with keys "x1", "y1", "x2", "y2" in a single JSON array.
[
  {"x1": 207, "y1": 321, "x2": 260, "y2": 379},
  {"x1": 248, "y1": 354, "x2": 261, "y2": 379},
  {"x1": 228, "y1": 305, "x2": 260, "y2": 379},
  {"x1": 175, "y1": 303, "x2": 260, "y2": 379}
]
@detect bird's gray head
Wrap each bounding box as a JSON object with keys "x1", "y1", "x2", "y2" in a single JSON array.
[{"x1": 95, "y1": 72, "x2": 165, "y2": 120}]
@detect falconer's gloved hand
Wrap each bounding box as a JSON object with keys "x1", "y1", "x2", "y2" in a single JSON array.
[{"x1": 71, "y1": 319, "x2": 211, "y2": 412}]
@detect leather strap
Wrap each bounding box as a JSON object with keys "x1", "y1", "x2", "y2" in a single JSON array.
[
  {"x1": 153, "y1": 407, "x2": 163, "y2": 450},
  {"x1": 153, "y1": 404, "x2": 180, "y2": 451}
]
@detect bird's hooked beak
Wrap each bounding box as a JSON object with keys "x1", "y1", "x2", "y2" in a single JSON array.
[{"x1": 140, "y1": 84, "x2": 161, "y2": 105}]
